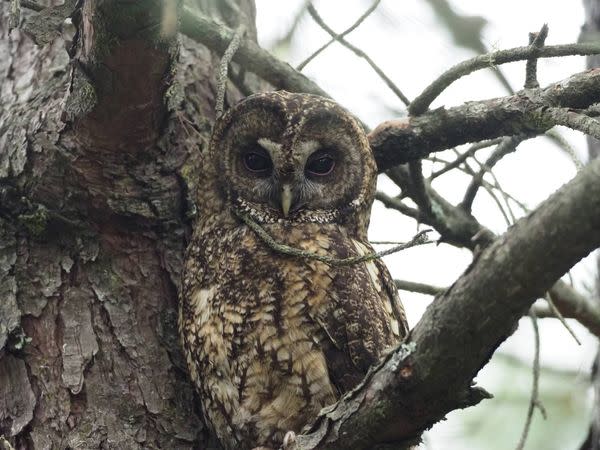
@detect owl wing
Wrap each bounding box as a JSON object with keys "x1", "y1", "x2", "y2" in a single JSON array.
[
  {"x1": 371, "y1": 249, "x2": 410, "y2": 338},
  {"x1": 308, "y1": 236, "x2": 408, "y2": 395}
]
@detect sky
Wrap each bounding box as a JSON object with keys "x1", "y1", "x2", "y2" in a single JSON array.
[{"x1": 254, "y1": 1, "x2": 595, "y2": 448}]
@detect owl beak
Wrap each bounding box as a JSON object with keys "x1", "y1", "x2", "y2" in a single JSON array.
[{"x1": 281, "y1": 184, "x2": 293, "y2": 217}]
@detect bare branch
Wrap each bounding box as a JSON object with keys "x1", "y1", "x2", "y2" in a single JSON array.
[
  {"x1": 180, "y1": 5, "x2": 330, "y2": 97},
  {"x1": 375, "y1": 192, "x2": 420, "y2": 219},
  {"x1": 524, "y1": 25, "x2": 549, "y2": 89},
  {"x1": 369, "y1": 69, "x2": 600, "y2": 171},
  {"x1": 270, "y1": 0, "x2": 310, "y2": 52},
  {"x1": 407, "y1": 160, "x2": 433, "y2": 219},
  {"x1": 461, "y1": 136, "x2": 524, "y2": 212},
  {"x1": 306, "y1": 3, "x2": 410, "y2": 106},
  {"x1": 549, "y1": 280, "x2": 600, "y2": 338},
  {"x1": 544, "y1": 292, "x2": 581, "y2": 345},
  {"x1": 384, "y1": 166, "x2": 495, "y2": 249},
  {"x1": 409, "y1": 41, "x2": 600, "y2": 115},
  {"x1": 394, "y1": 280, "x2": 444, "y2": 296},
  {"x1": 297, "y1": 0, "x2": 381, "y2": 71},
  {"x1": 543, "y1": 107, "x2": 600, "y2": 140},
  {"x1": 545, "y1": 128, "x2": 585, "y2": 171},
  {"x1": 515, "y1": 311, "x2": 545, "y2": 450},
  {"x1": 429, "y1": 138, "x2": 503, "y2": 180},
  {"x1": 293, "y1": 156, "x2": 600, "y2": 450},
  {"x1": 382, "y1": 165, "x2": 600, "y2": 340}
]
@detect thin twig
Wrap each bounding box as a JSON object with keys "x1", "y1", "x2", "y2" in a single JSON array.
[
  {"x1": 235, "y1": 210, "x2": 432, "y2": 266},
  {"x1": 524, "y1": 24, "x2": 549, "y2": 89},
  {"x1": 545, "y1": 129, "x2": 584, "y2": 171},
  {"x1": 408, "y1": 159, "x2": 433, "y2": 219},
  {"x1": 544, "y1": 292, "x2": 581, "y2": 345},
  {"x1": 409, "y1": 40, "x2": 600, "y2": 115},
  {"x1": 394, "y1": 279, "x2": 445, "y2": 296},
  {"x1": 297, "y1": 0, "x2": 381, "y2": 70},
  {"x1": 469, "y1": 154, "x2": 518, "y2": 224},
  {"x1": 215, "y1": 25, "x2": 245, "y2": 117},
  {"x1": 550, "y1": 281, "x2": 600, "y2": 338},
  {"x1": 515, "y1": 310, "x2": 546, "y2": 450},
  {"x1": 462, "y1": 136, "x2": 524, "y2": 212},
  {"x1": 429, "y1": 138, "x2": 503, "y2": 180},
  {"x1": 306, "y1": 3, "x2": 410, "y2": 106},
  {"x1": 543, "y1": 107, "x2": 600, "y2": 141},
  {"x1": 375, "y1": 191, "x2": 420, "y2": 219},
  {"x1": 180, "y1": 6, "x2": 330, "y2": 98},
  {"x1": 392, "y1": 279, "x2": 593, "y2": 339},
  {"x1": 429, "y1": 153, "x2": 529, "y2": 216},
  {"x1": 463, "y1": 158, "x2": 513, "y2": 226}
]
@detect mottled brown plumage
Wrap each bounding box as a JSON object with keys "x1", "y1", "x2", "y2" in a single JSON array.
[{"x1": 179, "y1": 91, "x2": 408, "y2": 450}]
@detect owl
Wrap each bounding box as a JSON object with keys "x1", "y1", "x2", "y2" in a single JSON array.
[{"x1": 179, "y1": 91, "x2": 409, "y2": 450}]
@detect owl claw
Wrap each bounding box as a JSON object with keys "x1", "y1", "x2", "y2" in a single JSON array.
[{"x1": 282, "y1": 431, "x2": 297, "y2": 449}]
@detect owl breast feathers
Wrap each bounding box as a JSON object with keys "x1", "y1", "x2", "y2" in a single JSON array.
[{"x1": 179, "y1": 91, "x2": 408, "y2": 450}]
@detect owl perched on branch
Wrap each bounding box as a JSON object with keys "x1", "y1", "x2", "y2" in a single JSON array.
[{"x1": 179, "y1": 91, "x2": 408, "y2": 450}]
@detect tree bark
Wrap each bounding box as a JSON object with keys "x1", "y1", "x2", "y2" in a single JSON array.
[
  {"x1": 0, "y1": 1, "x2": 255, "y2": 448},
  {"x1": 2, "y1": 1, "x2": 600, "y2": 449}
]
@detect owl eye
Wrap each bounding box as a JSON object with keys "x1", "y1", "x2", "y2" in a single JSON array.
[
  {"x1": 305, "y1": 153, "x2": 335, "y2": 177},
  {"x1": 243, "y1": 151, "x2": 272, "y2": 175}
]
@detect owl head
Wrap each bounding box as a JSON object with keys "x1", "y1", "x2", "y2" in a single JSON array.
[{"x1": 209, "y1": 91, "x2": 377, "y2": 230}]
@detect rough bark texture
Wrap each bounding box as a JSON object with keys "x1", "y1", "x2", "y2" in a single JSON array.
[
  {"x1": 1, "y1": 1, "x2": 599, "y2": 449},
  {"x1": 0, "y1": 1, "x2": 256, "y2": 448}
]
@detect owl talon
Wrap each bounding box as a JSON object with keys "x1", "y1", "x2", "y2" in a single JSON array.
[{"x1": 283, "y1": 431, "x2": 297, "y2": 449}]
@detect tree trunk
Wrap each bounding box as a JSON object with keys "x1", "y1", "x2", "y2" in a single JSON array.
[
  {"x1": 0, "y1": 1, "x2": 256, "y2": 448},
  {"x1": 3, "y1": 1, "x2": 600, "y2": 449}
]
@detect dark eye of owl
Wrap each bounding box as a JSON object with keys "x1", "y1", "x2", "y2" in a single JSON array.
[
  {"x1": 305, "y1": 151, "x2": 335, "y2": 177},
  {"x1": 242, "y1": 150, "x2": 272, "y2": 175}
]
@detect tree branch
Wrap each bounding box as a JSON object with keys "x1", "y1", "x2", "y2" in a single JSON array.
[
  {"x1": 179, "y1": 13, "x2": 600, "y2": 176},
  {"x1": 297, "y1": 0, "x2": 381, "y2": 71},
  {"x1": 461, "y1": 136, "x2": 524, "y2": 212},
  {"x1": 548, "y1": 280, "x2": 600, "y2": 338},
  {"x1": 380, "y1": 166, "x2": 600, "y2": 339},
  {"x1": 180, "y1": 5, "x2": 329, "y2": 97},
  {"x1": 394, "y1": 279, "x2": 444, "y2": 296},
  {"x1": 292, "y1": 155, "x2": 600, "y2": 450},
  {"x1": 408, "y1": 40, "x2": 600, "y2": 115},
  {"x1": 305, "y1": 2, "x2": 410, "y2": 106},
  {"x1": 394, "y1": 277, "x2": 600, "y2": 339},
  {"x1": 369, "y1": 68, "x2": 600, "y2": 172}
]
